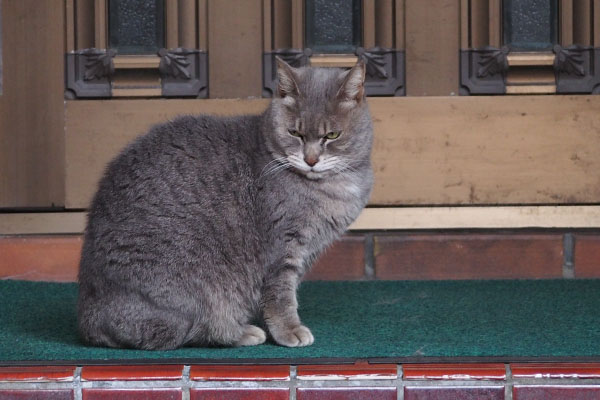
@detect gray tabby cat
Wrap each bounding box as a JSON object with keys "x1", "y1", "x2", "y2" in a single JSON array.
[{"x1": 77, "y1": 58, "x2": 373, "y2": 350}]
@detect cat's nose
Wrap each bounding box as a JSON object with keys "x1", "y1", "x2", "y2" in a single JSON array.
[{"x1": 304, "y1": 156, "x2": 319, "y2": 167}]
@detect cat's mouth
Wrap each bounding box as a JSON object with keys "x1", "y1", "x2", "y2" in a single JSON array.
[
  {"x1": 294, "y1": 165, "x2": 335, "y2": 180},
  {"x1": 304, "y1": 170, "x2": 326, "y2": 180},
  {"x1": 286, "y1": 155, "x2": 332, "y2": 180}
]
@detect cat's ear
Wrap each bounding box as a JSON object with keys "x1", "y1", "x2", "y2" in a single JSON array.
[
  {"x1": 276, "y1": 57, "x2": 301, "y2": 99},
  {"x1": 336, "y1": 60, "x2": 366, "y2": 108}
]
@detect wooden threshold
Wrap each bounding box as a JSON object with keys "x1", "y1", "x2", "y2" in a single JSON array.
[
  {"x1": 1, "y1": 206, "x2": 599, "y2": 235},
  {"x1": 350, "y1": 206, "x2": 600, "y2": 230}
]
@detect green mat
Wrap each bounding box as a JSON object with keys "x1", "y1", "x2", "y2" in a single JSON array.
[{"x1": 1, "y1": 279, "x2": 600, "y2": 363}]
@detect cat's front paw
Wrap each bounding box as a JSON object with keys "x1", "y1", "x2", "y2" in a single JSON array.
[{"x1": 272, "y1": 325, "x2": 314, "y2": 347}]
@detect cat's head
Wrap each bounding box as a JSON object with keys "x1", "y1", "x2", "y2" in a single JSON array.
[{"x1": 264, "y1": 58, "x2": 372, "y2": 180}]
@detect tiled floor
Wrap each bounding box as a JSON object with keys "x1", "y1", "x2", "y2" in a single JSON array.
[{"x1": 2, "y1": 362, "x2": 600, "y2": 399}]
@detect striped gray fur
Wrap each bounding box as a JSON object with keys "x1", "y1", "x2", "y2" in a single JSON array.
[{"x1": 77, "y1": 59, "x2": 373, "y2": 350}]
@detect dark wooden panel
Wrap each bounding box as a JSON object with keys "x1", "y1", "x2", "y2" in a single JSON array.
[
  {"x1": 208, "y1": 0, "x2": 262, "y2": 98},
  {"x1": 0, "y1": 0, "x2": 65, "y2": 207},
  {"x1": 405, "y1": 0, "x2": 460, "y2": 96}
]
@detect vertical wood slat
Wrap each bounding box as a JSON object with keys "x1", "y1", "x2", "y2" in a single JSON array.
[
  {"x1": 488, "y1": 0, "x2": 501, "y2": 47},
  {"x1": 487, "y1": 0, "x2": 501, "y2": 48},
  {"x1": 65, "y1": 0, "x2": 76, "y2": 52},
  {"x1": 166, "y1": 0, "x2": 179, "y2": 48},
  {"x1": 362, "y1": 0, "x2": 375, "y2": 48},
  {"x1": 595, "y1": 0, "x2": 600, "y2": 46},
  {"x1": 178, "y1": 0, "x2": 196, "y2": 48},
  {"x1": 76, "y1": 0, "x2": 95, "y2": 49},
  {"x1": 460, "y1": 0, "x2": 469, "y2": 49},
  {"x1": 561, "y1": 0, "x2": 574, "y2": 46},
  {"x1": 0, "y1": 0, "x2": 66, "y2": 207},
  {"x1": 573, "y1": 0, "x2": 592, "y2": 46},
  {"x1": 405, "y1": 0, "x2": 460, "y2": 96},
  {"x1": 470, "y1": 0, "x2": 488, "y2": 48},
  {"x1": 208, "y1": 0, "x2": 262, "y2": 98},
  {"x1": 94, "y1": 0, "x2": 107, "y2": 48},
  {"x1": 197, "y1": 0, "x2": 207, "y2": 49},
  {"x1": 291, "y1": 0, "x2": 303, "y2": 48},
  {"x1": 273, "y1": 0, "x2": 292, "y2": 49},
  {"x1": 375, "y1": 0, "x2": 393, "y2": 48},
  {"x1": 395, "y1": 0, "x2": 405, "y2": 49},
  {"x1": 263, "y1": 0, "x2": 272, "y2": 51}
]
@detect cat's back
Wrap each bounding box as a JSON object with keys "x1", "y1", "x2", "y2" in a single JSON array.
[
  {"x1": 80, "y1": 112, "x2": 267, "y2": 287},
  {"x1": 108, "y1": 113, "x2": 261, "y2": 180},
  {"x1": 91, "y1": 113, "x2": 261, "y2": 206},
  {"x1": 83, "y1": 112, "x2": 265, "y2": 256}
]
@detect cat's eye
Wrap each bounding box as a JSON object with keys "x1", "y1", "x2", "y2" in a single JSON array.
[
  {"x1": 288, "y1": 128, "x2": 301, "y2": 137},
  {"x1": 325, "y1": 131, "x2": 341, "y2": 140}
]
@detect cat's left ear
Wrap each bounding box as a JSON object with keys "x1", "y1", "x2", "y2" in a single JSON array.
[
  {"x1": 276, "y1": 57, "x2": 301, "y2": 99},
  {"x1": 337, "y1": 59, "x2": 366, "y2": 107}
]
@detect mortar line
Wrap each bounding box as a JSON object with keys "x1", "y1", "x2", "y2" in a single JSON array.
[
  {"x1": 397, "y1": 364, "x2": 404, "y2": 400},
  {"x1": 74, "y1": 366, "x2": 82, "y2": 400},
  {"x1": 563, "y1": 233, "x2": 575, "y2": 279},
  {"x1": 182, "y1": 365, "x2": 191, "y2": 400},
  {"x1": 290, "y1": 365, "x2": 297, "y2": 400},
  {"x1": 364, "y1": 233, "x2": 375, "y2": 279},
  {"x1": 505, "y1": 363, "x2": 513, "y2": 400}
]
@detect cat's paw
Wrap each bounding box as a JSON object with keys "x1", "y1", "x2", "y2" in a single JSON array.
[
  {"x1": 234, "y1": 325, "x2": 267, "y2": 347},
  {"x1": 272, "y1": 325, "x2": 314, "y2": 347}
]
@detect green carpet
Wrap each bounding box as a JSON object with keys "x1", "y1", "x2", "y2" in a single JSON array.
[{"x1": 1, "y1": 279, "x2": 600, "y2": 363}]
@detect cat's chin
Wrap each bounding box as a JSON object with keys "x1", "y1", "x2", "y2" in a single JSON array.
[
  {"x1": 296, "y1": 169, "x2": 326, "y2": 180},
  {"x1": 305, "y1": 171, "x2": 324, "y2": 180}
]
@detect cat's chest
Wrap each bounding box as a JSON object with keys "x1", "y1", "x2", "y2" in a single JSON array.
[{"x1": 269, "y1": 177, "x2": 366, "y2": 238}]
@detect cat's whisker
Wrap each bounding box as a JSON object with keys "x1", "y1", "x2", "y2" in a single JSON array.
[
  {"x1": 333, "y1": 161, "x2": 362, "y2": 178},
  {"x1": 260, "y1": 158, "x2": 291, "y2": 178},
  {"x1": 262, "y1": 163, "x2": 285, "y2": 177},
  {"x1": 259, "y1": 156, "x2": 288, "y2": 177},
  {"x1": 261, "y1": 161, "x2": 293, "y2": 179},
  {"x1": 264, "y1": 166, "x2": 293, "y2": 180},
  {"x1": 341, "y1": 157, "x2": 370, "y2": 162}
]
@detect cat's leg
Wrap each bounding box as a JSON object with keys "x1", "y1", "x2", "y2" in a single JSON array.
[
  {"x1": 184, "y1": 292, "x2": 265, "y2": 347},
  {"x1": 79, "y1": 294, "x2": 192, "y2": 350},
  {"x1": 261, "y1": 265, "x2": 314, "y2": 347}
]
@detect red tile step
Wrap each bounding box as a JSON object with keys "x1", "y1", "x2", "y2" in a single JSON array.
[
  {"x1": 297, "y1": 387, "x2": 397, "y2": 400},
  {"x1": 190, "y1": 388, "x2": 289, "y2": 400},
  {"x1": 190, "y1": 364, "x2": 290, "y2": 381},
  {"x1": 0, "y1": 389, "x2": 74, "y2": 400},
  {"x1": 297, "y1": 361, "x2": 397, "y2": 380},
  {"x1": 511, "y1": 363, "x2": 600, "y2": 379},
  {"x1": 0, "y1": 365, "x2": 76, "y2": 382},
  {"x1": 0, "y1": 235, "x2": 81, "y2": 282},
  {"x1": 514, "y1": 385, "x2": 600, "y2": 400},
  {"x1": 81, "y1": 365, "x2": 184, "y2": 381},
  {"x1": 305, "y1": 235, "x2": 365, "y2": 280},
  {"x1": 574, "y1": 235, "x2": 600, "y2": 278},
  {"x1": 404, "y1": 386, "x2": 505, "y2": 400},
  {"x1": 82, "y1": 388, "x2": 182, "y2": 400},
  {"x1": 4, "y1": 362, "x2": 600, "y2": 400},
  {"x1": 403, "y1": 363, "x2": 506, "y2": 380},
  {"x1": 374, "y1": 234, "x2": 564, "y2": 280}
]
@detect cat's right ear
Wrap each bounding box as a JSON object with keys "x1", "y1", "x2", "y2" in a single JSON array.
[{"x1": 276, "y1": 57, "x2": 301, "y2": 100}]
